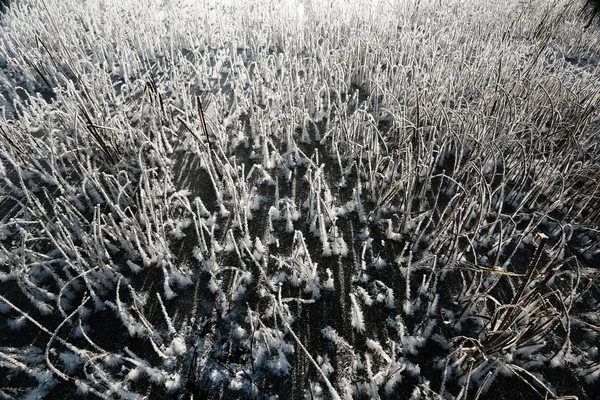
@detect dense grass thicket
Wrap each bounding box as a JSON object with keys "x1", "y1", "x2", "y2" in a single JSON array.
[{"x1": 1, "y1": 0, "x2": 600, "y2": 398}]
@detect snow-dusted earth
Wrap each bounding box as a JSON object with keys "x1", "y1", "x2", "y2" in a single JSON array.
[{"x1": 1, "y1": 0, "x2": 600, "y2": 398}]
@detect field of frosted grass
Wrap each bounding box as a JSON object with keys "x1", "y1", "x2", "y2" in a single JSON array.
[{"x1": 1, "y1": 0, "x2": 600, "y2": 398}]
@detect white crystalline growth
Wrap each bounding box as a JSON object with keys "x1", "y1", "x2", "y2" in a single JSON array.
[{"x1": 349, "y1": 293, "x2": 365, "y2": 333}]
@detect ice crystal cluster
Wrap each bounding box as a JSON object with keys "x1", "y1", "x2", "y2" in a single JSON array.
[{"x1": 1, "y1": 0, "x2": 600, "y2": 398}]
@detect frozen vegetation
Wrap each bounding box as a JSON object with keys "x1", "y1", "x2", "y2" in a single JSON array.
[{"x1": 1, "y1": 0, "x2": 600, "y2": 398}]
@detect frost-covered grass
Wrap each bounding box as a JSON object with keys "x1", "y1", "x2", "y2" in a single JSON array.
[{"x1": 1, "y1": 0, "x2": 600, "y2": 398}]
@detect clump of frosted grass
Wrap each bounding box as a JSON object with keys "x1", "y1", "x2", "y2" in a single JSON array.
[{"x1": 1, "y1": 0, "x2": 600, "y2": 398}]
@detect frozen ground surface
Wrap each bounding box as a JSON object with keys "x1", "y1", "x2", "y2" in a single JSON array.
[{"x1": 1, "y1": 0, "x2": 600, "y2": 399}]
